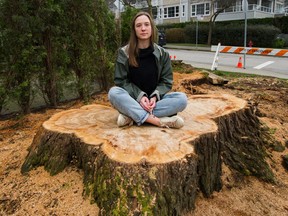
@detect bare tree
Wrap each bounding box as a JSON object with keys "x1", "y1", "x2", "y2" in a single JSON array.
[
  {"x1": 207, "y1": 0, "x2": 234, "y2": 46},
  {"x1": 120, "y1": 0, "x2": 153, "y2": 16},
  {"x1": 121, "y1": 0, "x2": 137, "y2": 7}
]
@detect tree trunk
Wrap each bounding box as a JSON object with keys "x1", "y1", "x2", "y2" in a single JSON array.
[
  {"x1": 21, "y1": 94, "x2": 274, "y2": 215},
  {"x1": 43, "y1": 27, "x2": 57, "y2": 107},
  {"x1": 207, "y1": 19, "x2": 213, "y2": 46}
]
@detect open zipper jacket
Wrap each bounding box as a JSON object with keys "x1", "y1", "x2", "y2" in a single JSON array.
[{"x1": 114, "y1": 43, "x2": 173, "y2": 102}]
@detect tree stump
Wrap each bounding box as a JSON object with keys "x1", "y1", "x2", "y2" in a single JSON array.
[{"x1": 21, "y1": 94, "x2": 274, "y2": 215}]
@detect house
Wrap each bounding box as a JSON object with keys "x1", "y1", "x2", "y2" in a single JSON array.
[{"x1": 130, "y1": 0, "x2": 287, "y2": 24}]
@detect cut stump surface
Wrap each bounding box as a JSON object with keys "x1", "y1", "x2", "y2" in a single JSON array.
[
  {"x1": 43, "y1": 94, "x2": 246, "y2": 164},
  {"x1": 22, "y1": 93, "x2": 274, "y2": 215}
]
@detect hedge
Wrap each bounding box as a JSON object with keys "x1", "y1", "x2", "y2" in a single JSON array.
[{"x1": 158, "y1": 16, "x2": 287, "y2": 47}]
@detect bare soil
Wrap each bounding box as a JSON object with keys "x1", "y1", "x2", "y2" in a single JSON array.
[{"x1": 1, "y1": 67, "x2": 288, "y2": 216}]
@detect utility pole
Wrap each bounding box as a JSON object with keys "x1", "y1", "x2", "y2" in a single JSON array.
[{"x1": 242, "y1": 0, "x2": 248, "y2": 69}]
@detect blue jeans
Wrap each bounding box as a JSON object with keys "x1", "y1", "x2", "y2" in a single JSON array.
[{"x1": 108, "y1": 86, "x2": 188, "y2": 125}]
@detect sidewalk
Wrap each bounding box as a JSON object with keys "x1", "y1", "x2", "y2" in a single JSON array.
[{"x1": 163, "y1": 44, "x2": 211, "y2": 52}]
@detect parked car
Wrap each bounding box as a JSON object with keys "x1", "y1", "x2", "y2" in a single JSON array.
[{"x1": 158, "y1": 31, "x2": 166, "y2": 47}]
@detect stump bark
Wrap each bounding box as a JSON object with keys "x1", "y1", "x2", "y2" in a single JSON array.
[{"x1": 21, "y1": 94, "x2": 274, "y2": 215}]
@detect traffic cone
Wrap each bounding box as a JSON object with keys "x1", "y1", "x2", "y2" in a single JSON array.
[{"x1": 237, "y1": 57, "x2": 243, "y2": 68}]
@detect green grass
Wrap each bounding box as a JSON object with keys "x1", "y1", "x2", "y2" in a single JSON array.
[
  {"x1": 212, "y1": 70, "x2": 260, "y2": 78},
  {"x1": 204, "y1": 69, "x2": 287, "y2": 81}
]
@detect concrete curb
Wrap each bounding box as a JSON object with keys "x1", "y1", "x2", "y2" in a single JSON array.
[{"x1": 163, "y1": 45, "x2": 211, "y2": 52}]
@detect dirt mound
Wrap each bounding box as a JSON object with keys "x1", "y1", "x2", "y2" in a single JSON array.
[{"x1": 1, "y1": 70, "x2": 288, "y2": 215}]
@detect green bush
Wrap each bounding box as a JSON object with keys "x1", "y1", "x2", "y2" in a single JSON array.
[
  {"x1": 157, "y1": 22, "x2": 191, "y2": 30},
  {"x1": 166, "y1": 28, "x2": 187, "y2": 43},
  {"x1": 275, "y1": 34, "x2": 288, "y2": 47},
  {"x1": 158, "y1": 16, "x2": 287, "y2": 48},
  {"x1": 214, "y1": 16, "x2": 288, "y2": 34},
  {"x1": 273, "y1": 38, "x2": 285, "y2": 48},
  {"x1": 211, "y1": 24, "x2": 281, "y2": 47},
  {"x1": 121, "y1": 7, "x2": 139, "y2": 45},
  {"x1": 183, "y1": 24, "x2": 209, "y2": 44}
]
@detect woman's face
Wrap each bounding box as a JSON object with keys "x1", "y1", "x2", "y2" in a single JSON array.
[{"x1": 134, "y1": 15, "x2": 152, "y2": 41}]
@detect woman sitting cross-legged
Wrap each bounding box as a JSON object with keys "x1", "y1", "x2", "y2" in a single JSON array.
[{"x1": 108, "y1": 12, "x2": 187, "y2": 129}]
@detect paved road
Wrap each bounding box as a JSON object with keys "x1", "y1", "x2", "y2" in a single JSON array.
[{"x1": 165, "y1": 46, "x2": 288, "y2": 79}]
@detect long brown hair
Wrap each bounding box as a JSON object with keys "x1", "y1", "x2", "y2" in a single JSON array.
[{"x1": 127, "y1": 11, "x2": 156, "y2": 67}]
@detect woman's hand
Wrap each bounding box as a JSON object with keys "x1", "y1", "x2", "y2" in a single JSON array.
[
  {"x1": 140, "y1": 96, "x2": 151, "y2": 113},
  {"x1": 149, "y1": 96, "x2": 157, "y2": 110},
  {"x1": 140, "y1": 96, "x2": 157, "y2": 114}
]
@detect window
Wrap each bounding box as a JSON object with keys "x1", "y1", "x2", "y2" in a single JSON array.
[
  {"x1": 275, "y1": 3, "x2": 283, "y2": 13},
  {"x1": 182, "y1": 5, "x2": 185, "y2": 17},
  {"x1": 191, "y1": 3, "x2": 210, "y2": 17},
  {"x1": 163, "y1": 6, "x2": 179, "y2": 18}
]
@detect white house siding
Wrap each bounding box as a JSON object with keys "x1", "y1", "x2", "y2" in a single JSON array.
[
  {"x1": 157, "y1": 0, "x2": 181, "y2": 24},
  {"x1": 216, "y1": 10, "x2": 274, "y2": 21},
  {"x1": 180, "y1": 0, "x2": 189, "y2": 23},
  {"x1": 152, "y1": 0, "x2": 285, "y2": 24},
  {"x1": 215, "y1": 0, "x2": 283, "y2": 21},
  {"x1": 112, "y1": 0, "x2": 286, "y2": 24},
  {"x1": 156, "y1": 0, "x2": 212, "y2": 24}
]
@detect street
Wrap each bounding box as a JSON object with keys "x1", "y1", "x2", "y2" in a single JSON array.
[{"x1": 166, "y1": 48, "x2": 288, "y2": 79}]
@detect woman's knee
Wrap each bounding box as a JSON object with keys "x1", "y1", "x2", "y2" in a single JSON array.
[
  {"x1": 176, "y1": 92, "x2": 188, "y2": 109},
  {"x1": 108, "y1": 86, "x2": 123, "y2": 100}
]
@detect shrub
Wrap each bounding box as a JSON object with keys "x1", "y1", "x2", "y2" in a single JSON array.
[
  {"x1": 121, "y1": 7, "x2": 139, "y2": 45},
  {"x1": 184, "y1": 24, "x2": 209, "y2": 44},
  {"x1": 166, "y1": 28, "x2": 187, "y2": 43},
  {"x1": 159, "y1": 17, "x2": 286, "y2": 48},
  {"x1": 212, "y1": 24, "x2": 281, "y2": 47},
  {"x1": 273, "y1": 38, "x2": 285, "y2": 48}
]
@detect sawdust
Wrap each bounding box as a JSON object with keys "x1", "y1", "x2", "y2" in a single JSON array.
[{"x1": 0, "y1": 69, "x2": 288, "y2": 215}]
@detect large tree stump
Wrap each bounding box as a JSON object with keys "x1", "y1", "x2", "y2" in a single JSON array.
[{"x1": 21, "y1": 94, "x2": 274, "y2": 215}]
